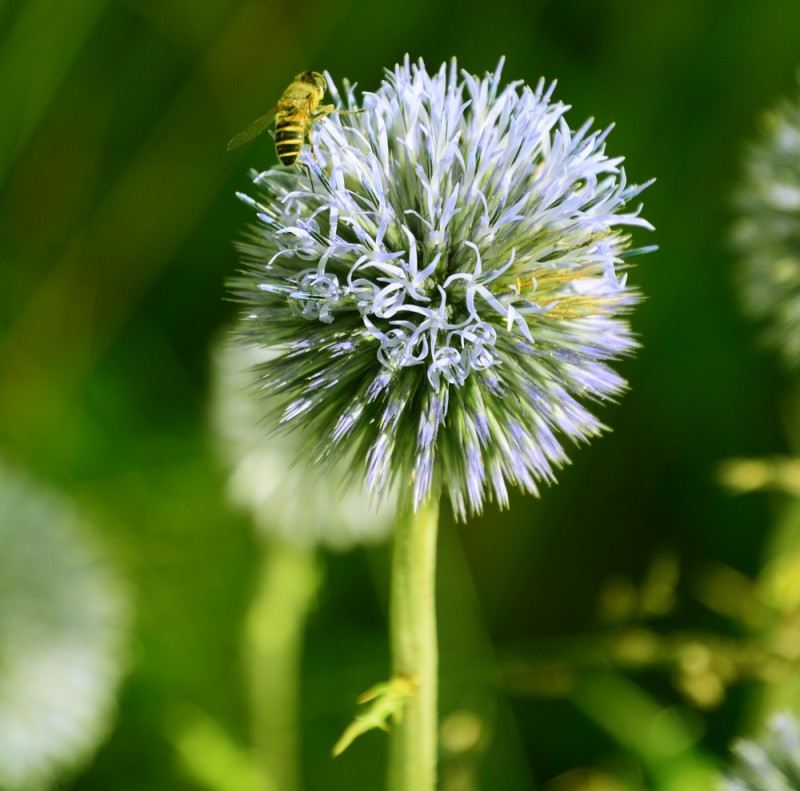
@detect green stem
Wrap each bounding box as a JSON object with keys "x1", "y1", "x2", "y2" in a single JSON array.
[
  {"x1": 388, "y1": 498, "x2": 440, "y2": 791},
  {"x1": 245, "y1": 539, "x2": 320, "y2": 791}
]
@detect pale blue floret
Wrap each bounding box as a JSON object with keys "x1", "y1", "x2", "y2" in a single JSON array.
[{"x1": 230, "y1": 56, "x2": 653, "y2": 519}]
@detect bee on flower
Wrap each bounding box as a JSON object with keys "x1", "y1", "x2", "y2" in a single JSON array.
[{"x1": 229, "y1": 56, "x2": 654, "y2": 519}]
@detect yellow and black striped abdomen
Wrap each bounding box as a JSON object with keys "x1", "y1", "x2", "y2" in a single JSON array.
[
  {"x1": 227, "y1": 72, "x2": 327, "y2": 163},
  {"x1": 275, "y1": 110, "x2": 308, "y2": 166}
]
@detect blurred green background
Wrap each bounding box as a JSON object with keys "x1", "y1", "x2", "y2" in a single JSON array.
[{"x1": 3, "y1": 0, "x2": 800, "y2": 788}]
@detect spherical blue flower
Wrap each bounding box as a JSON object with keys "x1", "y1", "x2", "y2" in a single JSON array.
[{"x1": 229, "y1": 57, "x2": 653, "y2": 520}]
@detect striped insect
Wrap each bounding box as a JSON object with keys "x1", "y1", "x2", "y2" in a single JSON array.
[{"x1": 227, "y1": 71, "x2": 358, "y2": 165}]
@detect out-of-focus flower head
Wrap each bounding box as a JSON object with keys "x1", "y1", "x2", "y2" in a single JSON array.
[
  {"x1": 720, "y1": 712, "x2": 800, "y2": 790},
  {"x1": 732, "y1": 78, "x2": 800, "y2": 368},
  {"x1": 0, "y1": 460, "x2": 130, "y2": 791},
  {"x1": 210, "y1": 336, "x2": 395, "y2": 549},
  {"x1": 229, "y1": 56, "x2": 653, "y2": 519}
]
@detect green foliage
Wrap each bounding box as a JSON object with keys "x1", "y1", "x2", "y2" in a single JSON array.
[{"x1": 3, "y1": 0, "x2": 800, "y2": 788}]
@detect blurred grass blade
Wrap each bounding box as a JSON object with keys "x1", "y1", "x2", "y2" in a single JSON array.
[
  {"x1": 169, "y1": 706, "x2": 263, "y2": 791},
  {"x1": 0, "y1": 0, "x2": 108, "y2": 184},
  {"x1": 570, "y1": 671, "x2": 718, "y2": 791}
]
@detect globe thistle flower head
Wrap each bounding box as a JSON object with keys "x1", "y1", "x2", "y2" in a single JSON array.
[
  {"x1": 732, "y1": 79, "x2": 800, "y2": 369},
  {"x1": 720, "y1": 712, "x2": 800, "y2": 790},
  {"x1": 230, "y1": 57, "x2": 653, "y2": 520}
]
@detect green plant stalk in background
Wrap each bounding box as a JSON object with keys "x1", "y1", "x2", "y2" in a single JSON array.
[
  {"x1": 389, "y1": 499, "x2": 440, "y2": 791},
  {"x1": 245, "y1": 539, "x2": 321, "y2": 791}
]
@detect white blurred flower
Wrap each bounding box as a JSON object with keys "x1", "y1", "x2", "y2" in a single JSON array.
[
  {"x1": 210, "y1": 335, "x2": 395, "y2": 550},
  {"x1": 732, "y1": 79, "x2": 800, "y2": 368},
  {"x1": 0, "y1": 460, "x2": 130, "y2": 791}
]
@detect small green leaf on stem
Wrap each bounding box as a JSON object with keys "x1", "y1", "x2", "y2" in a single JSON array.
[{"x1": 332, "y1": 676, "x2": 416, "y2": 757}]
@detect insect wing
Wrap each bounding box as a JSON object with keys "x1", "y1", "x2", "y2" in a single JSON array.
[{"x1": 226, "y1": 104, "x2": 278, "y2": 150}]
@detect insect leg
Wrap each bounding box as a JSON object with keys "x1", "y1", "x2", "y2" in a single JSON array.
[
  {"x1": 305, "y1": 161, "x2": 316, "y2": 194},
  {"x1": 313, "y1": 104, "x2": 366, "y2": 119},
  {"x1": 308, "y1": 129, "x2": 319, "y2": 163}
]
